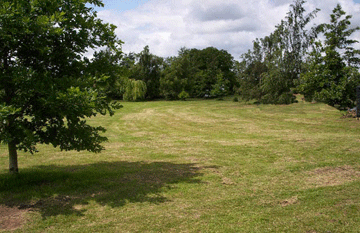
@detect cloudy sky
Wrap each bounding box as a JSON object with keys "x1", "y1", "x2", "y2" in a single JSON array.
[{"x1": 93, "y1": 0, "x2": 360, "y2": 60}]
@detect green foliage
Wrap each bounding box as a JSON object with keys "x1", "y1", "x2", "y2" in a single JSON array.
[
  {"x1": 260, "y1": 66, "x2": 296, "y2": 104},
  {"x1": 87, "y1": 48, "x2": 128, "y2": 100},
  {"x1": 298, "y1": 4, "x2": 360, "y2": 109},
  {"x1": 238, "y1": 0, "x2": 318, "y2": 104},
  {"x1": 123, "y1": 79, "x2": 147, "y2": 102},
  {"x1": 0, "y1": 0, "x2": 122, "y2": 172},
  {"x1": 159, "y1": 47, "x2": 236, "y2": 100},
  {"x1": 236, "y1": 45, "x2": 267, "y2": 101},
  {"x1": 129, "y1": 46, "x2": 163, "y2": 100},
  {"x1": 160, "y1": 54, "x2": 190, "y2": 100},
  {"x1": 210, "y1": 72, "x2": 230, "y2": 99},
  {"x1": 189, "y1": 47, "x2": 236, "y2": 98},
  {"x1": 178, "y1": 90, "x2": 190, "y2": 101}
]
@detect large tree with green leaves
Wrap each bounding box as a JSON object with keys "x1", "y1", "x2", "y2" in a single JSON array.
[
  {"x1": 298, "y1": 4, "x2": 360, "y2": 108},
  {"x1": 129, "y1": 46, "x2": 163, "y2": 100},
  {"x1": 189, "y1": 47, "x2": 236, "y2": 98},
  {"x1": 86, "y1": 48, "x2": 126, "y2": 100},
  {"x1": 160, "y1": 48, "x2": 195, "y2": 100},
  {"x1": 238, "y1": 0, "x2": 319, "y2": 104},
  {"x1": 160, "y1": 56, "x2": 190, "y2": 100},
  {"x1": 237, "y1": 39, "x2": 267, "y2": 102},
  {"x1": 0, "y1": 0, "x2": 122, "y2": 173},
  {"x1": 159, "y1": 47, "x2": 236, "y2": 99}
]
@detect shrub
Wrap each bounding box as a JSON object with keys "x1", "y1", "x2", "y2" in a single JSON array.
[{"x1": 178, "y1": 90, "x2": 190, "y2": 101}]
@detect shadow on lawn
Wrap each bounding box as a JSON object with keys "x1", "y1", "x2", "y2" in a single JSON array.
[{"x1": 0, "y1": 161, "x2": 205, "y2": 218}]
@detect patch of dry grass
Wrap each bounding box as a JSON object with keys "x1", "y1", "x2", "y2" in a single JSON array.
[{"x1": 304, "y1": 165, "x2": 360, "y2": 188}]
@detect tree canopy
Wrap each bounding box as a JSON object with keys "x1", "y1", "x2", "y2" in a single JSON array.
[
  {"x1": 128, "y1": 45, "x2": 163, "y2": 100},
  {"x1": 237, "y1": 0, "x2": 319, "y2": 104},
  {"x1": 298, "y1": 4, "x2": 360, "y2": 109},
  {"x1": 0, "y1": 0, "x2": 122, "y2": 173}
]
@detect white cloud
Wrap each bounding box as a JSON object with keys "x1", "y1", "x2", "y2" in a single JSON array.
[{"x1": 97, "y1": 0, "x2": 360, "y2": 60}]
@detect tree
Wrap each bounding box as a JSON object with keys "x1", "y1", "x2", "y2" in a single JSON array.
[
  {"x1": 260, "y1": 0, "x2": 319, "y2": 104},
  {"x1": 123, "y1": 79, "x2": 147, "y2": 101},
  {"x1": 298, "y1": 4, "x2": 360, "y2": 108},
  {"x1": 188, "y1": 47, "x2": 235, "y2": 98},
  {"x1": 238, "y1": 0, "x2": 319, "y2": 104},
  {"x1": 87, "y1": 48, "x2": 126, "y2": 99},
  {"x1": 279, "y1": 0, "x2": 320, "y2": 77},
  {"x1": 210, "y1": 72, "x2": 230, "y2": 99},
  {"x1": 129, "y1": 46, "x2": 163, "y2": 100},
  {"x1": 237, "y1": 40, "x2": 267, "y2": 101},
  {"x1": 0, "y1": 0, "x2": 122, "y2": 173},
  {"x1": 160, "y1": 49, "x2": 192, "y2": 100}
]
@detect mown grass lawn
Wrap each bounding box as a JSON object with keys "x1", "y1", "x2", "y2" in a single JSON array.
[{"x1": 1, "y1": 98, "x2": 360, "y2": 232}]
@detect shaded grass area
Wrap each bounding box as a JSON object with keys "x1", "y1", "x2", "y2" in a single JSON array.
[
  {"x1": 1, "y1": 99, "x2": 360, "y2": 232},
  {"x1": 0, "y1": 162, "x2": 203, "y2": 216}
]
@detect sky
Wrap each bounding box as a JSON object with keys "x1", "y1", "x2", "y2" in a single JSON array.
[{"x1": 92, "y1": 0, "x2": 360, "y2": 60}]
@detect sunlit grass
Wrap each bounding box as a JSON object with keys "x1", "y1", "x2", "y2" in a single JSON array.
[{"x1": 1, "y1": 98, "x2": 360, "y2": 232}]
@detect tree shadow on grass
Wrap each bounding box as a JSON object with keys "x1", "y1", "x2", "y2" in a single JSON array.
[{"x1": 0, "y1": 161, "x2": 205, "y2": 219}]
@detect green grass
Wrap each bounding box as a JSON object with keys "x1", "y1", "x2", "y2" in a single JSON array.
[{"x1": 1, "y1": 98, "x2": 360, "y2": 232}]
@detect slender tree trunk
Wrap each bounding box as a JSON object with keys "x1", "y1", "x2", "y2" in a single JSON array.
[{"x1": 8, "y1": 141, "x2": 18, "y2": 174}]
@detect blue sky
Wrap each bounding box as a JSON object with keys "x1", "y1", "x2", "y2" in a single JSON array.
[
  {"x1": 92, "y1": 0, "x2": 150, "y2": 12},
  {"x1": 92, "y1": 0, "x2": 360, "y2": 59}
]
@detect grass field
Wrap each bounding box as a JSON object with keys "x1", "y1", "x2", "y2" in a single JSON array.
[{"x1": 1, "y1": 98, "x2": 360, "y2": 232}]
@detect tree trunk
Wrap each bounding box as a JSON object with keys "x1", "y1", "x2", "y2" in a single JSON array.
[{"x1": 9, "y1": 141, "x2": 18, "y2": 174}]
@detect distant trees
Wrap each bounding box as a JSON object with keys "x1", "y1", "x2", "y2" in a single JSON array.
[
  {"x1": 237, "y1": 0, "x2": 359, "y2": 109},
  {"x1": 298, "y1": 4, "x2": 360, "y2": 109},
  {"x1": 101, "y1": 0, "x2": 359, "y2": 110},
  {"x1": 159, "y1": 47, "x2": 236, "y2": 100},
  {"x1": 87, "y1": 48, "x2": 125, "y2": 99},
  {"x1": 190, "y1": 47, "x2": 236, "y2": 98},
  {"x1": 237, "y1": 0, "x2": 319, "y2": 104},
  {"x1": 160, "y1": 50, "x2": 192, "y2": 100},
  {"x1": 210, "y1": 72, "x2": 230, "y2": 100},
  {"x1": 236, "y1": 40, "x2": 267, "y2": 102},
  {"x1": 110, "y1": 45, "x2": 236, "y2": 101},
  {"x1": 129, "y1": 46, "x2": 163, "y2": 100}
]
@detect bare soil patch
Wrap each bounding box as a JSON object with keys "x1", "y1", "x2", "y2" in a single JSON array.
[
  {"x1": 280, "y1": 196, "x2": 298, "y2": 207},
  {"x1": 305, "y1": 165, "x2": 360, "y2": 188},
  {"x1": 0, "y1": 205, "x2": 27, "y2": 231}
]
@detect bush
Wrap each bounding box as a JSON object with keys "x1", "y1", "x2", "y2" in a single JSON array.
[{"x1": 178, "y1": 90, "x2": 190, "y2": 101}]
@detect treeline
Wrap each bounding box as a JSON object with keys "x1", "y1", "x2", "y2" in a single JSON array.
[
  {"x1": 96, "y1": 45, "x2": 237, "y2": 101},
  {"x1": 99, "y1": 0, "x2": 360, "y2": 109},
  {"x1": 237, "y1": 1, "x2": 360, "y2": 109}
]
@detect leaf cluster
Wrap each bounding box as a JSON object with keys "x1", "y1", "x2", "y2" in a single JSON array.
[
  {"x1": 238, "y1": 0, "x2": 319, "y2": 104},
  {"x1": 298, "y1": 4, "x2": 360, "y2": 109},
  {"x1": 0, "y1": 0, "x2": 123, "y2": 154}
]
